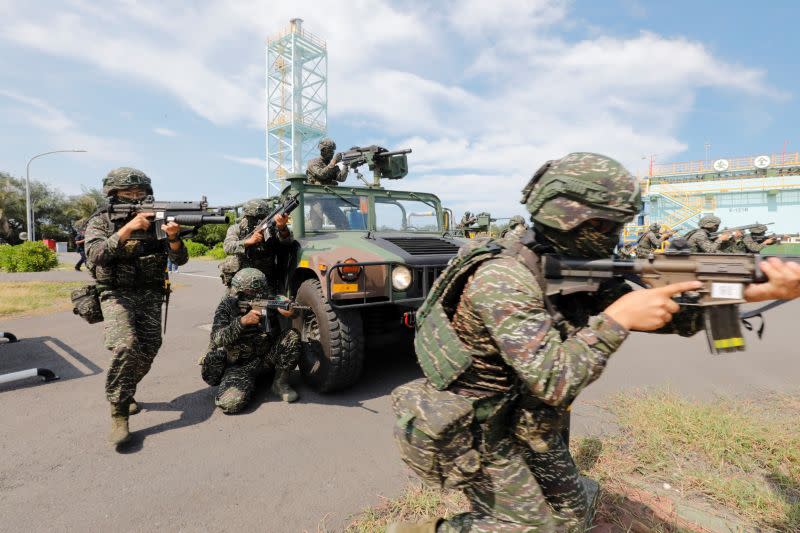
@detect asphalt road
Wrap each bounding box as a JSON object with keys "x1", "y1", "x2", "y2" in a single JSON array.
[{"x1": 1, "y1": 257, "x2": 799, "y2": 532}]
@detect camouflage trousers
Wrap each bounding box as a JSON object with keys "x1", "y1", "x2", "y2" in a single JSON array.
[
  {"x1": 214, "y1": 328, "x2": 300, "y2": 414},
  {"x1": 99, "y1": 288, "x2": 163, "y2": 404},
  {"x1": 438, "y1": 416, "x2": 587, "y2": 532}
]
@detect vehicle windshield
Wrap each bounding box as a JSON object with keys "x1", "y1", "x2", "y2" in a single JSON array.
[
  {"x1": 375, "y1": 198, "x2": 440, "y2": 232},
  {"x1": 303, "y1": 192, "x2": 369, "y2": 231}
]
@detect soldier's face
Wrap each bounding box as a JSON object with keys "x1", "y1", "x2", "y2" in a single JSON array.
[
  {"x1": 116, "y1": 187, "x2": 147, "y2": 202},
  {"x1": 321, "y1": 147, "x2": 334, "y2": 160}
]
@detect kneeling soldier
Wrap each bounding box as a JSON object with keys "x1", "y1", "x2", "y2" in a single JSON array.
[{"x1": 201, "y1": 268, "x2": 300, "y2": 413}]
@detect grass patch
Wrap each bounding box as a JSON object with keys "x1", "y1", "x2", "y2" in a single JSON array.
[
  {"x1": 345, "y1": 484, "x2": 467, "y2": 532},
  {"x1": 583, "y1": 390, "x2": 800, "y2": 531},
  {"x1": 348, "y1": 391, "x2": 800, "y2": 532},
  {"x1": 0, "y1": 281, "x2": 84, "y2": 318}
]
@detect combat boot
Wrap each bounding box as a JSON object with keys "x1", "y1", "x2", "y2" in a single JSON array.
[
  {"x1": 271, "y1": 370, "x2": 299, "y2": 403},
  {"x1": 386, "y1": 519, "x2": 441, "y2": 533},
  {"x1": 108, "y1": 403, "x2": 131, "y2": 447},
  {"x1": 129, "y1": 398, "x2": 140, "y2": 415}
]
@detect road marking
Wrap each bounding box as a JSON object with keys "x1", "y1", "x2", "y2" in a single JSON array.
[{"x1": 173, "y1": 272, "x2": 218, "y2": 279}]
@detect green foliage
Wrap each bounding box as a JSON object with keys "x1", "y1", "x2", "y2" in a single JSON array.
[
  {"x1": 0, "y1": 242, "x2": 59, "y2": 272},
  {"x1": 205, "y1": 242, "x2": 226, "y2": 259},
  {"x1": 192, "y1": 212, "x2": 233, "y2": 246},
  {"x1": 0, "y1": 171, "x2": 107, "y2": 244},
  {"x1": 183, "y1": 239, "x2": 209, "y2": 257}
]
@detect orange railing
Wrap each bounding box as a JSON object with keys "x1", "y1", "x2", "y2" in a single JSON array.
[{"x1": 652, "y1": 152, "x2": 800, "y2": 177}]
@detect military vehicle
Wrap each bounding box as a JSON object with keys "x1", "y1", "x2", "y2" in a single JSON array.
[{"x1": 278, "y1": 146, "x2": 464, "y2": 392}]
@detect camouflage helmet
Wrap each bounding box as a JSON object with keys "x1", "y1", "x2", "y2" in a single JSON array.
[
  {"x1": 750, "y1": 224, "x2": 768, "y2": 235},
  {"x1": 102, "y1": 167, "x2": 153, "y2": 197},
  {"x1": 509, "y1": 215, "x2": 526, "y2": 228},
  {"x1": 699, "y1": 215, "x2": 721, "y2": 230},
  {"x1": 230, "y1": 268, "x2": 268, "y2": 295},
  {"x1": 650, "y1": 223, "x2": 661, "y2": 232},
  {"x1": 242, "y1": 198, "x2": 270, "y2": 218},
  {"x1": 318, "y1": 138, "x2": 336, "y2": 151},
  {"x1": 521, "y1": 153, "x2": 641, "y2": 231}
]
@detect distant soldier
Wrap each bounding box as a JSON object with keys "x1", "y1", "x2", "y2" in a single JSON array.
[
  {"x1": 685, "y1": 215, "x2": 730, "y2": 253},
  {"x1": 73, "y1": 219, "x2": 87, "y2": 271},
  {"x1": 306, "y1": 138, "x2": 348, "y2": 186},
  {"x1": 634, "y1": 223, "x2": 672, "y2": 258},
  {"x1": 84, "y1": 167, "x2": 188, "y2": 447},
  {"x1": 220, "y1": 198, "x2": 293, "y2": 295},
  {"x1": 741, "y1": 225, "x2": 777, "y2": 253},
  {"x1": 719, "y1": 230, "x2": 745, "y2": 253},
  {"x1": 500, "y1": 215, "x2": 528, "y2": 240},
  {"x1": 306, "y1": 138, "x2": 350, "y2": 229},
  {"x1": 458, "y1": 211, "x2": 477, "y2": 228},
  {"x1": 200, "y1": 268, "x2": 300, "y2": 413}
]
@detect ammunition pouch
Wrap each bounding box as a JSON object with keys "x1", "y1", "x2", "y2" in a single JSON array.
[
  {"x1": 201, "y1": 349, "x2": 226, "y2": 386},
  {"x1": 391, "y1": 378, "x2": 481, "y2": 490},
  {"x1": 71, "y1": 284, "x2": 104, "y2": 324}
]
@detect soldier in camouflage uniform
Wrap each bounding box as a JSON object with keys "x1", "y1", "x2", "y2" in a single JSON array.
[
  {"x1": 458, "y1": 211, "x2": 477, "y2": 229},
  {"x1": 305, "y1": 138, "x2": 351, "y2": 230},
  {"x1": 740, "y1": 225, "x2": 776, "y2": 253},
  {"x1": 634, "y1": 223, "x2": 672, "y2": 258},
  {"x1": 391, "y1": 157, "x2": 800, "y2": 533},
  {"x1": 500, "y1": 215, "x2": 528, "y2": 240},
  {"x1": 685, "y1": 215, "x2": 731, "y2": 253},
  {"x1": 389, "y1": 153, "x2": 717, "y2": 533},
  {"x1": 306, "y1": 138, "x2": 348, "y2": 186},
  {"x1": 200, "y1": 268, "x2": 301, "y2": 413},
  {"x1": 84, "y1": 167, "x2": 188, "y2": 447},
  {"x1": 220, "y1": 198, "x2": 294, "y2": 294}
]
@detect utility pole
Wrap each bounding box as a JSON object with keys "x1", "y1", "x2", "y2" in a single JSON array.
[{"x1": 26, "y1": 150, "x2": 87, "y2": 241}]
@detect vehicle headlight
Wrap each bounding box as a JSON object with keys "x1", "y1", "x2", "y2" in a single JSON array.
[{"x1": 391, "y1": 265, "x2": 412, "y2": 291}]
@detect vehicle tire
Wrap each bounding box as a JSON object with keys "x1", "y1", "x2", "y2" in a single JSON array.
[{"x1": 293, "y1": 278, "x2": 364, "y2": 392}]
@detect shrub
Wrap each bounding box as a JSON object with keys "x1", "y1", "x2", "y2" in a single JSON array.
[
  {"x1": 205, "y1": 242, "x2": 226, "y2": 260},
  {"x1": 183, "y1": 239, "x2": 209, "y2": 257},
  {"x1": 0, "y1": 241, "x2": 59, "y2": 272},
  {"x1": 193, "y1": 215, "x2": 233, "y2": 247}
]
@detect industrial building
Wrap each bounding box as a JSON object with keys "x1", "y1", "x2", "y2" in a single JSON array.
[{"x1": 624, "y1": 151, "x2": 800, "y2": 242}]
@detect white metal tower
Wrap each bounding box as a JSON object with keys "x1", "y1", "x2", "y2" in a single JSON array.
[{"x1": 266, "y1": 18, "x2": 327, "y2": 196}]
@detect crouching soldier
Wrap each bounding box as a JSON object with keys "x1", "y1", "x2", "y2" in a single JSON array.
[{"x1": 200, "y1": 268, "x2": 300, "y2": 413}]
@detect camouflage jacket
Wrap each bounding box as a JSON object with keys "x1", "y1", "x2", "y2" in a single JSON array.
[
  {"x1": 741, "y1": 235, "x2": 768, "y2": 253},
  {"x1": 210, "y1": 295, "x2": 272, "y2": 364},
  {"x1": 84, "y1": 212, "x2": 188, "y2": 289},
  {"x1": 306, "y1": 156, "x2": 347, "y2": 186},
  {"x1": 637, "y1": 231, "x2": 661, "y2": 251},
  {"x1": 687, "y1": 228, "x2": 723, "y2": 253},
  {"x1": 427, "y1": 243, "x2": 703, "y2": 406},
  {"x1": 222, "y1": 217, "x2": 293, "y2": 258}
]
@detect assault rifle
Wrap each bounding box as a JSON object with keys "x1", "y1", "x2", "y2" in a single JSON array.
[
  {"x1": 340, "y1": 145, "x2": 412, "y2": 185},
  {"x1": 540, "y1": 252, "x2": 800, "y2": 354},
  {"x1": 106, "y1": 195, "x2": 229, "y2": 240},
  {"x1": 709, "y1": 222, "x2": 774, "y2": 240},
  {"x1": 237, "y1": 299, "x2": 311, "y2": 334},
  {"x1": 245, "y1": 193, "x2": 300, "y2": 242}
]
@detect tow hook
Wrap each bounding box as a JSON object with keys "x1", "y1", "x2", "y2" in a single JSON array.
[{"x1": 402, "y1": 312, "x2": 416, "y2": 328}]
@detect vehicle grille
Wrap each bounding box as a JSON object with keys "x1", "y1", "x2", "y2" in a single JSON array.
[{"x1": 383, "y1": 237, "x2": 460, "y2": 256}]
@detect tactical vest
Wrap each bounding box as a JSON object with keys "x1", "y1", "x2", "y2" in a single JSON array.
[
  {"x1": 414, "y1": 235, "x2": 549, "y2": 390},
  {"x1": 88, "y1": 213, "x2": 167, "y2": 290}
]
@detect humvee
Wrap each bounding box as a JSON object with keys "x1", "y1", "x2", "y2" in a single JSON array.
[{"x1": 278, "y1": 147, "x2": 464, "y2": 392}]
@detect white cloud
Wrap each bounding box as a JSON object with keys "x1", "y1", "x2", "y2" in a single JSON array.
[
  {"x1": 153, "y1": 127, "x2": 177, "y2": 137},
  {"x1": 223, "y1": 154, "x2": 267, "y2": 169},
  {"x1": 0, "y1": 1, "x2": 787, "y2": 215},
  {"x1": 0, "y1": 89, "x2": 135, "y2": 162}
]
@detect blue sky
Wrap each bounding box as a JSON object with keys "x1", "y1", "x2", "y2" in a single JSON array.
[{"x1": 0, "y1": 0, "x2": 796, "y2": 218}]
